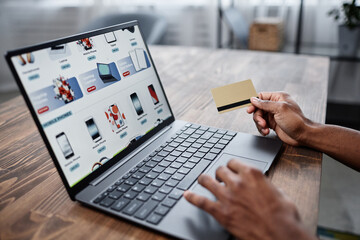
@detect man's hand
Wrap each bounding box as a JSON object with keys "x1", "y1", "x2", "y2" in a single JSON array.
[
  {"x1": 247, "y1": 92, "x2": 312, "y2": 146},
  {"x1": 184, "y1": 160, "x2": 314, "y2": 240}
]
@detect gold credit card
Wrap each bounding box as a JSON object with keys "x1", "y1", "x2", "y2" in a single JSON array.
[{"x1": 211, "y1": 79, "x2": 257, "y2": 113}]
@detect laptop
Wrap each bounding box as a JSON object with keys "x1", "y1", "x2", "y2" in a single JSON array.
[{"x1": 5, "y1": 21, "x2": 282, "y2": 240}]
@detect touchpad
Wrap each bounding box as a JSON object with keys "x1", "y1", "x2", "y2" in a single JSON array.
[{"x1": 206, "y1": 153, "x2": 268, "y2": 177}]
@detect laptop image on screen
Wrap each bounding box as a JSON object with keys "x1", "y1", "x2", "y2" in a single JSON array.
[{"x1": 5, "y1": 21, "x2": 282, "y2": 240}]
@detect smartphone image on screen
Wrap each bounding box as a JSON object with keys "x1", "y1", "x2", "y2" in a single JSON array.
[
  {"x1": 148, "y1": 84, "x2": 159, "y2": 105},
  {"x1": 85, "y1": 117, "x2": 102, "y2": 142},
  {"x1": 130, "y1": 93, "x2": 144, "y2": 115},
  {"x1": 56, "y1": 132, "x2": 74, "y2": 159}
]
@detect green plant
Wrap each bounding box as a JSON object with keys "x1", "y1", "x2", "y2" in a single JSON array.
[{"x1": 328, "y1": 0, "x2": 360, "y2": 29}]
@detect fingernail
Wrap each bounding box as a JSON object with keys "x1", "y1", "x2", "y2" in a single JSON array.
[{"x1": 251, "y1": 97, "x2": 258, "y2": 101}]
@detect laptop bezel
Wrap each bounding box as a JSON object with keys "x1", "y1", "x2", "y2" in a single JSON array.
[{"x1": 5, "y1": 21, "x2": 175, "y2": 200}]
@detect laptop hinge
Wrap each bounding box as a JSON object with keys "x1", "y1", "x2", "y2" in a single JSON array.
[{"x1": 90, "y1": 125, "x2": 172, "y2": 186}]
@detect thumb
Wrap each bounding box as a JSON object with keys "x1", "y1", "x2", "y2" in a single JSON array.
[{"x1": 250, "y1": 97, "x2": 280, "y2": 114}]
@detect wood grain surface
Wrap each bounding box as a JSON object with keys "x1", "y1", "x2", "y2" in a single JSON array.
[{"x1": 0, "y1": 46, "x2": 329, "y2": 239}]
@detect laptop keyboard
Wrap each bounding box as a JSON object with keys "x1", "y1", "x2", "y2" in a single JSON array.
[{"x1": 93, "y1": 123, "x2": 236, "y2": 225}]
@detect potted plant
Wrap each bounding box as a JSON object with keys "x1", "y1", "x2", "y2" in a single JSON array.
[{"x1": 328, "y1": 0, "x2": 360, "y2": 57}]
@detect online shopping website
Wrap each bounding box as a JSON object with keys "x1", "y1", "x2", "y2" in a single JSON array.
[{"x1": 11, "y1": 25, "x2": 172, "y2": 187}]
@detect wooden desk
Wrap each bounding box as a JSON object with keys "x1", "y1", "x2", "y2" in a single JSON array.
[{"x1": 0, "y1": 46, "x2": 329, "y2": 239}]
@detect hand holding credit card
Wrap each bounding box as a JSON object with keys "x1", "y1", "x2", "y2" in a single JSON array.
[{"x1": 211, "y1": 79, "x2": 257, "y2": 113}]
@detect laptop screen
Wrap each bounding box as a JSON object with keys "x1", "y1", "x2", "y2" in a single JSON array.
[{"x1": 9, "y1": 24, "x2": 172, "y2": 188}]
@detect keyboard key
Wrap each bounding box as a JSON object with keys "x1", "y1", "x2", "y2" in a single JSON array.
[
  {"x1": 198, "y1": 147, "x2": 210, "y2": 153},
  {"x1": 137, "y1": 192, "x2": 151, "y2": 202},
  {"x1": 155, "y1": 205, "x2": 170, "y2": 216},
  {"x1": 122, "y1": 173, "x2": 131, "y2": 179},
  {"x1": 190, "y1": 133, "x2": 201, "y2": 139},
  {"x1": 196, "y1": 139, "x2": 206, "y2": 144},
  {"x1": 213, "y1": 133, "x2": 223, "y2": 139},
  {"x1": 162, "y1": 198, "x2": 177, "y2": 208},
  {"x1": 165, "y1": 179, "x2": 180, "y2": 187},
  {"x1": 193, "y1": 152, "x2": 205, "y2": 158},
  {"x1": 107, "y1": 185, "x2": 116, "y2": 192},
  {"x1": 208, "y1": 127, "x2": 217, "y2": 133},
  {"x1": 164, "y1": 167, "x2": 177, "y2": 175},
  {"x1": 170, "y1": 162, "x2": 182, "y2": 169},
  {"x1": 217, "y1": 129, "x2": 227, "y2": 135},
  {"x1": 130, "y1": 168, "x2": 138, "y2": 173},
  {"x1": 152, "y1": 192, "x2": 166, "y2": 201},
  {"x1": 195, "y1": 129, "x2": 205, "y2": 135},
  {"x1": 188, "y1": 157, "x2": 201, "y2": 163},
  {"x1": 226, "y1": 131, "x2": 237, "y2": 137},
  {"x1": 136, "y1": 161, "x2": 145, "y2": 168},
  {"x1": 169, "y1": 142, "x2": 179, "y2": 148},
  {"x1": 186, "y1": 147, "x2": 197, "y2": 153},
  {"x1": 123, "y1": 200, "x2": 143, "y2": 216},
  {"x1": 145, "y1": 161, "x2": 157, "y2": 168},
  {"x1": 181, "y1": 152, "x2": 192, "y2": 158},
  {"x1": 164, "y1": 155, "x2": 176, "y2": 162},
  {"x1": 175, "y1": 156, "x2": 187, "y2": 163},
  {"x1": 100, "y1": 197, "x2": 115, "y2": 208},
  {"x1": 163, "y1": 146, "x2": 174, "y2": 152},
  {"x1": 139, "y1": 177, "x2": 152, "y2": 186},
  {"x1": 218, "y1": 139, "x2": 230, "y2": 145},
  {"x1": 158, "y1": 173, "x2": 171, "y2": 181},
  {"x1": 200, "y1": 132, "x2": 213, "y2": 140},
  {"x1": 214, "y1": 143, "x2": 226, "y2": 149},
  {"x1": 153, "y1": 166, "x2": 165, "y2": 173},
  {"x1": 180, "y1": 141, "x2": 191, "y2": 148},
  {"x1": 177, "y1": 160, "x2": 211, "y2": 190},
  {"x1": 185, "y1": 137, "x2": 196, "y2": 143},
  {"x1": 175, "y1": 146, "x2": 186, "y2": 152},
  {"x1": 183, "y1": 128, "x2": 195, "y2": 135},
  {"x1": 189, "y1": 124, "x2": 200, "y2": 129},
  {"x1": 152, "y1": 156, "x2": 163, "y2": 162},
  {"x1": 109, "y1": 190, "x2": 123, "y2": 199},
  {"x1": 144, "y1": 186, "x2": 158, "y2": 194},
  {"x1": 174, "y1": 138, "x2": 184, "y2": 143},
  {"x1": 222, "y1": 135, "x2": 232, "y2": 141},
  {"x1": 125, "y1": 178, "x2": 138, "y2": 186},
  {"x1": 191, "y1": 143, "x2": 202, "y2": 149},
  {"x1": 132, "y1": 184, "x2": 145, "y2": 192},
  {"x1": 124, "y1": 190, "x2": 139, "y2": 200},
  {"x1": 169, "y1": 189, "x2": 184, "y2": 200},
  {"x1": 183, "y1": 162, "x2": 195, "y2": 169},
  {"x1": 170, "y1": 150, "x2": 182, "y2": 157},
  {"x1": 158, "y1": 160, "x2": 171, "y2": 168},
  {"x1": 203, "y1": 143, "x2": 215, "y2": 149},
  {"x1": 151, "y1": 179, "x2": 165, "y2": 187},
  {"x1": 210, "y1": 148, "x2": 221, "y2": 154},
  {"x1": 204, "y1": 153, "x2": 218, "y2": 161},
  {"x1": 199, "y1": 126, "x2": 209, "y2": 131},
  {"x1": 159, "y1": 185, "x2": 173, "y2": 194},
  {"x1": 114, "y1": 179, "x2": 124, "y2": 185},
  {"x1": 157, "y1": 151, "x2": 169, "y2": 157},
  {"x1": 207, "y1": 137, "x2": 218, "y2": 144},
  {"x1": 172, "y1": 173, "x2": 185, "y2": 181},
  {"x1": 149, "y1": 152, "x2": 157, "y2": 157},
  {"x1": 117, "y1": 184, "x2": 131, "y2": 192},
  {"x1": 178, "y1": 133, "x2": 188, "y2": 139},
  {"x1": 111, "y1": 198, "x2": 130, "y2": 212},
  {"x1": 178, "y1": 167, "x2": 190, "y2": 175},
  {"x1": 132, "y1": 171, "x2": 145, "y2": 179},
  {"x1": 146, "y1": 171, "x2": 159, "y2": 179},
  {"x1": 93, "y1": 192, "x2": 108, "y2": 203},
  {"x1": 139, "y1": 166, "x2": 151, "y2": 173},
  {"x1": 147, "y1": 213, "x2": 163, "y2": 225},
  {"x1": 135, "y1": 200, "x2": 159, "y2": 220},
  {"x1": 185, "y1": 123, "x2": 192, "y2": 127}
]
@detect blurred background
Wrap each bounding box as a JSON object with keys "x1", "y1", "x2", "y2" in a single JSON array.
[{"x1": 0, "y1": 0, "x2": 359, "y2": 239}]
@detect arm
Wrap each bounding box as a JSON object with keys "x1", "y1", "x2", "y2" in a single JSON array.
[
  {"x1": 184, "y1": 160, "x2": 316, "y2": 240},
  {"x1": 248, "y1": 92, "x2": 360, "y2": 171}
]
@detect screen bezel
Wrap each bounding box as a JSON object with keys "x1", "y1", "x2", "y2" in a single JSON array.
[{"x1": 5, "y1": 21, "x2": 175, "y2": 200}]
